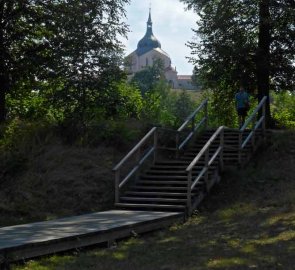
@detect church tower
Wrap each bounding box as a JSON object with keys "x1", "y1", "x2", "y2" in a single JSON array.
[
  {"x1": 136, "y1": 8, "x2": 162, "y2": 56},
  {"x1": 125, "y1": 9, "x2": 178, "y2": 88}
]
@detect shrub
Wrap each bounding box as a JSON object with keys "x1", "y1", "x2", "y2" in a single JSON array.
[{"x1": 271, "y1": 91, "x2": 295, "y2": 129}]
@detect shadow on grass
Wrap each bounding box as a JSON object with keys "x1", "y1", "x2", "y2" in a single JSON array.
[{"x1": 12, "y1": 131, "x2": 295, "y2": 270}]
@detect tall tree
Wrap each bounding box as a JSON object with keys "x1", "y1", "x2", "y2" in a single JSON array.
[
  {"x1": 0, "y1": 1, "x2": 46, "y2": 123},
  {"x1": 256, "y1": 0, "x2": 271, "y2": 121},
  {"x1": 181, "y1": 0, "x2": 295, "y2": 126},
  {"x1": 0, "y1": 0, "x2": 129, "y2": 123},
  {"x1": 45, "y1": 0, "x2": 129, "y2": 121}
]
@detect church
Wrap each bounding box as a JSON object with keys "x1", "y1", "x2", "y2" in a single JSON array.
[{"x1": 125, "y1": 9, "x2": 197, "y2": 90}]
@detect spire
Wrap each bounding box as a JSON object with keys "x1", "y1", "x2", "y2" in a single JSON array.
[
  {"x1": 147, "y1": 6, "x2": 152, "y2": 33},
  {"x1": 136, "y1": 7, "x2": 161, "y2": 56}
]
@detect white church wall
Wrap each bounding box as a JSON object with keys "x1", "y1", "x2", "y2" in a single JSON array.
[
  {"x1": 137, "y1": 49, "x2": 171, "y2": 71},
  {"x1": 165, "y1": 69, "x2": 178, "y2": 88}
]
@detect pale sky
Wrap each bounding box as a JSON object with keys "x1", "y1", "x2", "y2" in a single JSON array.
[{"x1": 122, "y1": 0, "x2": 198, "y2": 75}]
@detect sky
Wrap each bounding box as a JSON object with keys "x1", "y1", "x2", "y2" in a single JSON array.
[{"x1": 122, "y1": 0, "x2": 198, "y2": 75}]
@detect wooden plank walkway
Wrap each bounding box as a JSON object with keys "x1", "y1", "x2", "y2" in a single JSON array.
[{"x1": 0, "y1": 210, "x2": 183, "y2": 266}]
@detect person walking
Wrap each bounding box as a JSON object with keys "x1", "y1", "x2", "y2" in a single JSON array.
[{"x1": 235, "y1": 86, "x2": 250, "y2": 129}]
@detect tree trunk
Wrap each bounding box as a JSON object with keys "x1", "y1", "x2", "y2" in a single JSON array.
[
  {"x1": 0, "y1": 85, "x2": 5, "y2": 123},
  {"x1": 256, "y1": 0, "x2": 272, "y2": 127},
  {"x1": 0, "y1": 27, "x2": 8, "y2": 123}
]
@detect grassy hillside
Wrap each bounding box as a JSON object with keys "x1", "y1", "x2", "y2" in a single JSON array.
[
  {"x1": 0, "y1": 120, "x2": 146, "y2": 227},
  {"x1": 12, "y1": 130, "x2": 295, "y2": 270}
]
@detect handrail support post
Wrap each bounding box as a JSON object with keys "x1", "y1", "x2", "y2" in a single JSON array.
[
  {"x1": 238, "y1": 131, "x2": 242, "y2": 166},
  {"x1": 135, "y1": 148, "x2": 141, "y2": 180},
  {"x1": 205, "y1": 148, "x2": 209, "y2": 192},
  {"x1": 153, "y1": 128, "x2": 158, "y2": 164},
  {"x1": 251, "y1": 117, "x2": 256, "y2": 150},
  {"x1": 220, "y1": 128, "x2": 224, "y2": 172},
  {"x1": 176, "y1": 132, "x2": 180, "y2": 159},
  {"x1": 187, "y1": 170, "x2": 192, "y2": 216},
  {"x1": 204, "y1": 100, "x2": 208, "y2": 129},
  {"x1": 115, "y1": 169, "x2": 120, "y2": 203},
  {"x1": 262, "y1": 100, "x2": 266, "y2": 138},
  {"x1": 192, "y1": 116, "x2": 195, "y2": 133}
]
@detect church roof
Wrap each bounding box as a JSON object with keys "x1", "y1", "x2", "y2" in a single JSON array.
[{"x1": 136, "y1": 9, "x2": 162, "y2": 56}]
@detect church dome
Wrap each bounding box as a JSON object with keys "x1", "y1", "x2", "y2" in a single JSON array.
[{"x1": 136, "y1": 9, "x2": 161, "y2": 56}]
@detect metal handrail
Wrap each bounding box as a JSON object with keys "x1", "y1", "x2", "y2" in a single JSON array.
[
  {"x1": 185, "y1": 126, "x2": 224, "y2": 215},
  {"x1": 238, "y1": 96, "x2": 267, "y2": 164}
]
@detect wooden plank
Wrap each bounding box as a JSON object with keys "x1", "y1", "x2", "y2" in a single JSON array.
[{"x1": 0, "y1": 210, "x2": 182, "y2": 263}]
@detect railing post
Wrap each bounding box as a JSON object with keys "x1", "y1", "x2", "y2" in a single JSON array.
[
  {"x1": 204, "y1": 100, "x2": 208, "y2": 129},
  {"x1": 135, "y1": 147, "x2": 141, "y2": 181},
  {"x1": 205, "y1": 147, "x2": 209, "y2": 192},
  {"x1": 191, "y1": 115, "x2": 195, "y2": 133},
  {"x1": 251, "y1": 116, "x2": 256, "y2": 150},
  {"x1": 262, "y1": 98, "x2": 266, "y2": 138},
  {"x1": 238, "y1": 131, "x2": 242, "y2": 166},
  {"x1": 220, "y1": 128, "x2": 224, "y2": 172},
  {"x1": 115, "y1": 169, "x2": 120, "y2": 203},
  {"x1": 153, "y1": 128, "x2": 158, "y2": 163},
  {"x1": 176, "y1": 131, "x2": 180, "y2": 159},
  {"x1": 187, "y1": 170, "x2": 192, "y2": 216}
]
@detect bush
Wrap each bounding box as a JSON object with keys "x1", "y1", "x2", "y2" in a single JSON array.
[
  {"x1": 201, "y1": 87, "x2": 238, "y2": 128},
  {"x1": 271, "y1": 91, "x2": 295, "y2": 129},
  {"x1": 141, "y1": 81, "x2": 197, "y2": 128}
]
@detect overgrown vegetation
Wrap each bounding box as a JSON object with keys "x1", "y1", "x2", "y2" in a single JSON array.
[
  {"x1": 12, "y1": 131, "x2": 295, "y2": 270},
  {"x1": 181, "y1": 0, "x2": 295, "y2": 127},
  {"x1": 0, "y1": 80, "x2": 199, "y2": 227},
  {"x1": 1, "y1": 2, "x2": 295, "y2": 268},
  {"x1": 271, "y1": 91, "x2": 295, "y2": 129}
]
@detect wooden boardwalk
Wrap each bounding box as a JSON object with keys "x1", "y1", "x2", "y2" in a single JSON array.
[{"x1": 0, "y1": 210, "x2": 182, "y2": 266}]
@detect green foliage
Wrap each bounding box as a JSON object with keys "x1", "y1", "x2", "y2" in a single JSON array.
[
  {"x1": 173, "y1": 90, "x2": 195, "y2": 127},
  {"x1": 271, "y1": 91, "x2": 295, "y2": 129},
  {"x1": 6, "y1": 89, "x2": 52, "y2": 121},
  {"x1": 0, "y1": 119, "x2": 56, "y2": 180},
  {"x1": 0, "y1": 0, "x2": 130, "y2": 123},
  {"x1": 141, "y1": 80, "x2": 197, "y2": 128},
  {"x1": 131, "y1": 59, "x2": 165, "y2": 95},
  {"x1": 0, "y1": 119, "x2": 53, "y2": 152},
  {"x1": 201, "y1": 86, "x2": 237, "y2": 128},
  {"x1": 79, "y1": 120, "x2": 143, "y2": 147},
  {"x1": 141, "y1": 80, "x2": 176, "y2": 126},
  {"x1": 181, "y1": 0, "x2": 295, "y2": 92},
  {"x1": 181, "y1": 0, "x2": 295, "y2": 127},
  {"x1": 98, "y1": 81, "x2": 143, "y2": 120}
]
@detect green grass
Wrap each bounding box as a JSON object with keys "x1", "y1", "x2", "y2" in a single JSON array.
[{"x1": 12, "y1": 131, "x2": 295, "y2": 270}]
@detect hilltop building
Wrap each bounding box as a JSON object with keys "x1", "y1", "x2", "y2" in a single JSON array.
[{"x1": 125, "y1": 9, "x2": 197, "y2": 90}]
